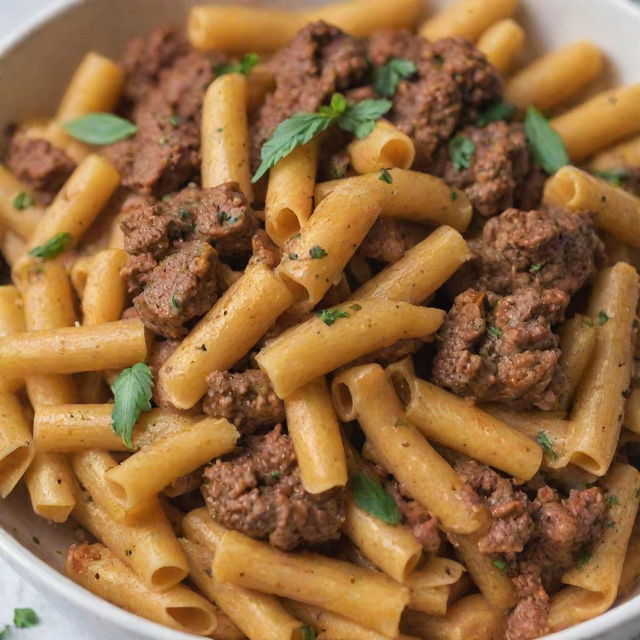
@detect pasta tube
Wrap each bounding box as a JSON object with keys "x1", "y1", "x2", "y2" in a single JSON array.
[
  {"x1": 314, "y1": 170, "x2": 472, "y2": 231},
  {"x1": 543, "y1": 166, "x2": 640, "y2": 248},
  {"x1": 476, "y1": 19, "x2": 524, "y2": 74},
  {"x1": 566, "y1": 263, "x2": 639, "y2": 475},
  {"x1": 201, "y1": 73, "x2": 253, "y2": 201},
  {"x1": 212, "y1": 529, "x2": 410, "y2": 637},
  {"x1": 23, "y1": 452, "x2": 76, "y2": 523},
  {"x1": 80, "y1": 248, "x2": 128, "y2": 325},
  {"x1": 66, "y1": 543, "x2": 217, "y2": 636},
  {"x1": 276, "y1": 184, "x2": 379, "y2": 308},
  {"x1": 256, "y1": 301, "x2": 444, "y2": 398},
  {"x1": 0, "y1": 392, "x2": 35, "y2": 498},
  {"x1": 0, "y1": 285, "x2": 25, "y2": 393},
  {"x1": 284, "y1": 377, "x2": 348, "y2": 494},
  {"x1": 551, "y1": 85, "x2": 640, "y2": 162},
  {"x1": 505, "y1": 42, "x2": 603, "y2": 111},
  {"x1": 406, "y1": 557, "x2": 466, "y2": 616},
  {"x1": 347, "y1": 120, "x2": 415, "y2": 174},
  {"x1": 419, "y1": 0, "x2": 518, "y2": 42},
  {"x1": 386, "y1": 358, "x2": 542, "y2": 479},
  {"x1": 265, "y1": 139, "x2": 319, "y2": 247},
  {"x1": 332, "y1": 364, "x2": 485, "y2": 534},
  {"x1": 157, "y1": 263, "x2": 293, "y2": 409},
  {"x1": 590, "y1": 134, "x2": 640, "y2": 171}
]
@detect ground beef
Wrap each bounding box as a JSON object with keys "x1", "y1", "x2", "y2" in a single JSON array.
[
  {"x1": 367, "y1": 29, "x2": 430, "y2": 67},
  {"x1": 359, "y1": 219, "x2": 424, "y2": 264},
  {"x1": 441, "y1": 122, "x2": 544, "y2": 217},
  {"x1": 203, "y1": 369, "x2": 285, "y2": 434},
  {"x1": 7, "y1": 137, "x2": 76, "y2": 203},
  {"x1": 133, "y1": 240, "x2": 220, "y2": 338},
  {"x1": 432, "y1": 286, "x2": 567, "y2": 409},
  {"x1": 459, "y1": 207, "x2": 605, "y2": 297},
  {"x1": 252, "y1": 21, "x2": 369, "y2": 169},
  {"x1": 506, "y1": 566, "x2": 550, "y2": 640},
  {"x1": 386, "y1": 479, "x2": 442, "y2": 553},
  {"x1": 248, "y1": 230, "x2": 282, "y2": 270},
  {"x1": 202, "y1": 425, "x2": 346, "y2": 550},
  {"x1": 148, "y1": 339, "x2": 180, "y2": 379}
]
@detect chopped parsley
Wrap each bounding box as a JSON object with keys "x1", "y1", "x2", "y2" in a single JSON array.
[
  {"x1": 171, "y1": 296, "x2": 181, "y2": 310},
  {"x1": 450, "y1": 191, "x2": 458, "y2": 201},
  {"x1": 288, "y1": 253, "x2": 298, "y2": 260},
  {"x1": 309, "y1": 245, "x2": 328, "y2": 259},
  {"x1": 218, "y1": 211, "x2": 238, "y2": 225},
  {"x1": 492, "y1": 558, "x2": 507, "y2": 572},
  {"x1": 605, "y1": 520, "x2": 615, "y2": 528},
  {"x1": 317, "y1": 308, "x2": 350, "y2": 326},
  {"x1": 216, "y1": 52, "x2": 261, "y2": 76},
  {"x1": 487, "y1": 326, "x2": 502, "y2": 339},
  {"x1": 597, "y1": 310, "x2": 610, "y2": 325},
  {"x1": 476, "y1": 101, "x2": 516, "y2": 127},
  {"x1": 529, "y1": 263, "x2": 543, "y2": 273},
  {"x1": 13, "y1": 608, "x2": 39, "y2": 628},
  {"x1": 523, "y1": 106, "x2": 570, "y2": 174},
  {"x1": 63, "y1": 113, "x2": 138, "y2": 145},
  {"x1": 300, "y1": 625, "x2": 317, "y2": 640},
  {"x1": 111, "y1": 363, "x2": 153, "y2": 449},
  {"x1": 536, "y1": 430, "x2": 558, "y2": 461},
  {"x1": 270, "y1": 471, "x2": 280, "y2": 479},
  {"x1": 12, "y1": 191, "x2": 34, "y2": 210},
  {"x1": 170, "y1": 114, "x2": 180, "y2": 127},
  {"x1": 177, "y1": 207, "x2": 191, "y2": 220},
  {"x1": 373, "y1": 57, "x2": 417, "y2": 98},
  {"x1": 349, "y1": 471, "x2": 400, "y2": 525},
  {"x1": 576, "y1": 551, "x2": 592, "y2": 568},
  {"x1": 448, "y1": 135, "x2": 476, "y2": 172},
  {"x1": 606, "y1": 494, "x2": 619, "y2": 506},
  {"x1": 28, "y1": 232, "x2": 73, "y2": 260},
  {"x1": 379, "y1": 168, "x2": 393, "y2": 183}
]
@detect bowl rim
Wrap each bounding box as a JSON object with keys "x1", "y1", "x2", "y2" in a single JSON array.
[{"x1": 2, "y1": 0, "x2": 640, "y2": 639}]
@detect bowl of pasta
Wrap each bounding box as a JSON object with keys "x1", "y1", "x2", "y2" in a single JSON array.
[{"x1": 1, "y1": 0, "x2": 640, "y2": 639}]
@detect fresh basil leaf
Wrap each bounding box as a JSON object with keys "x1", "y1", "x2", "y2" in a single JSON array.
[
  {"x1": 337, "y1": 98, "x2": 393, "y2": 139},
  {"x1": 252, "y1": 112, "x2": 336, "y2": 182},
  {"x1": 216, "y1": 52, "x2": 261, "y2": 76},
  {"x1": 300, "y1": 625, "x2": 316, "y2": 640},
  {"x1": 448, "y1": 135, "x2": 476, "y2": 172},
  {"x1": 63, "y1": 113, "x2": 138, "y2": 145},
  {"x1": 12, "y1": 191, "x2": 35, "y2": 210},
  {"x1": 379, "y1": 168, "x2": 393, "y2": 183},
  {"x1": 476, "y1": 101, "x2": 516, "y2": 127},
  {"x1": 317, "y1": 308, "x2": 349, "y2": 326},
  {"x1": 373, "y1": 57, "x2": 417, "y2": 98},
  {"x1": 593, "y1": 168, "x2": 629, "y2": 187},
  {"x1": 536, "y1": 430, "x2": 558, "y2": 461},
  {"x1": 13, "y1": 608, "x2": 38, "y2": 629},
  {"x1": 523, "y1": 106, "x2": 570, "y2": 174},
  {"x1": 28, "y1": 232, "x2": 72, "y2": 260},
  {"x1": 111, "y1": 363, "x2": 153, "y2": 449},
  {"x1": 350, "y1": 472, "x2": 400, "y2": 525},
  {"x1": 319, "y1": 92, "x2": 348, "y2": 118}
]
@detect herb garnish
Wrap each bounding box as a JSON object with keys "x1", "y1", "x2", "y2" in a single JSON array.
[
  {"x1": 13, "y1": 608, "x2": 38, "y2": 628},
  {"x1": 170, "y1": 114, "x2": 180, "y2": 127},
  {"x1": 63, "y1": 113, "x2": 138, "y2": 145},
  {"x1": 379, "y1": 168, "x2": 393, "y2": 183},
  {"x1": 252, "y1": 93, "x2": 391, "y2": 182},
  {"x1": 373, "y1": 57, "x2": 417, "y2": 98},
  {"x1": 288, "y1": 253, "x2": 298, "y2": 260},
  {"x1": 350, "y1": 471, "x2": 400, "y2": 525},
  {"x1": 309, "y1": 245, "x2": 328, "y2": 259},
  {"x1": 448, "y1": 135, "x2": 476, "y2": 172},
  {"x1": 28, "y1": 232, "x2": 72, "y2": 260},
  {"x1": 317, "y1": 308, "x2": 349, "y2": 326},
  {"x1": 598, "y1": 310, "x2": 610, "y2": 325},
  {"x1": 529, "y1": 263, "x2": 543, "y2": 273},
  {"x1": 582, "y1": 317, "x2": 594, "y2": 329},
  {"x1": 606, "y1": 494, "x2": 619, "y2": 506},
  {"x1": 216, "y1": 53, "x2": 260, "y2": 77},
  {"x1": 12, "y1": 191, "x2": 34, "y2": 210},
  {"x1": 350, "y1": 303, "x2": 362, "y2": 311},
  {"x1": 536, "y1": 430, "x2": 558, "y2": 461},
  {"x1": 300, "y1": 625, "x2": 317, "y2": 640},
  {"x1": 492, "y1": 558, "x2": 507, "y2": 572},
  {"x1": 576, "y1": 551, "x2": 592, "y2": 568},
  {"x1": 523, "y1": 106, "x2": 570, "y2": 174},
  {"x1": 171, "y1": 296, "x2": 181, "y2": 310},
  {"x1": 476, "y1": 101, "x2": 516, "y2": 127},
  {"x1": 594, "y1": 168, "x2": 629, "y2": 187},
  {"x1": 111, "y1": 363, "x2": 153, "y2": 449},
  {"x1": 487, "y1": 326, "x2": 502, "y2": 339}
]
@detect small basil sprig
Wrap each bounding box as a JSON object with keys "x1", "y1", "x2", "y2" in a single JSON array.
[
  {"x1": 350, "y1": 471, "x2": 400, "y2": 525},
  {"x1": 448, "y1": 135, "x2": 476, "y2": 172},
  {"x1": 111, "y1": 363, "x2": 153, "y2": 448},
  {"x1": 216, "y1": 53, "x2": 260, "y2": 76},
  {"x1": 64, "y1": 113, "x2": 138, "y2": 145},
  {"x1": 28, "y1": 232, "x2": 72, "y2": 260},
  {"x1": 252, "y1": 93, "x2": 391, "y2": 182},
  {"x1": 374, "y1": 57, "x2": 417, "y2": 98},
  {"x1": 523, "y1": 106, "x2": 570, "y2": 174}
]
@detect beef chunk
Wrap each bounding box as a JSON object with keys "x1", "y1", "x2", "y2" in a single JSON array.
[
  {"x1": 386, "y1": 479, "x2": 442, "y2": 553},
  {"x1": 252, "y1": 21, "x2": 368, "y2": 168},
  {"x1": 248, "y1": 230, "x2": 282, "y2": 270},
  {"x1": 148, "y1": 338, "x2": 180, "y2": 380},
  {"x1": 359, "y1": 219, "x2": 424, "y2": 264},
  {"x1": 133, "y1": 240, "x2": 220, "y2": 338},
  {"x1": 8, "y1": 137, "x2": 75, "y2": 203},
  {"x1": 462, "y1": 207, "x2": 605, "y2": 297},
  {"x1": 506, "y1": 566, "x2": 550, "y2": 640},
  {"x1": 202, "y1": 425, "x2": 346, "y2": 550},
  {"x1": 442, "y1": 122, "x2": 543, "y2": 217},
  {"x1": 121, "y1": 252, "x2": 158, "y2": 296},
  {"x1": 203, "y1": 369, "x2": 285, "y2": 434},
  {"x1": 368, "y1": 29, "x2": 430, "y2": 67},
  {"x1": 432, "y1": 286, "x2": 567, "y2": 409}
]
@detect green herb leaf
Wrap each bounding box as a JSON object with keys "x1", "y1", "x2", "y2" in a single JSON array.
[
  {"x1": 350, "y1": 303, "x2": 362, "y2": 311},
  {"x1": 63, "y1": 113, "x2": 138, "y2": 145},
  {"x1": 0, "y1": 625, "x2": 9, "y2": 639},
  {"x1": 170, "y1": 114, "x2": 181, "y2": 127},
  {"x1": 12, "y1": 191, "x2": 35, "y2": 210},
  {"x1": 300, "y1": 625, "x2": 317, "y2": 640},
  {"x1": 450, "y1": 191, "x2": 458, "y2": 201},
  {"x1": 28, "y1": 232, "x2": 72, "y2": 260},
  {"x1": 536, "y1": 430, "x2": 558, "y2": 461},
  {"x1": 13, "y1": 608, "x2": 38, "y2": 629},
  {"x1": 605, "y1": 520, "x2": 615, "y2": 528},
  {"x1": 492, "y1": 558, "x2": 507, "y2": 572},
  {"x1": 111, "y1": 363, "x2": 153, "y2": 449},
  {"x1": 350, "y1": 471, "x2": 400, "y2": 525},
  {"x1": 598, "y1": 310, "x2": 609, "y2": 325},
  {"x1": 448, "y1": 135, "x2": 476, "y2": 172},
  {"x1": 288, "y1": 253, "x2": 298, "y2": 260},
  {"x1": 171, "y1": 296, "x2": 181, "y2": 310},
  {"x1": 523, "y1": 106, "x2": 570, "y2": 174},
  {"x1": 317, "y1": 308, "x2": 350, "y2": 326},
  {"x1": 309, "y1": 245, "x2": 328, "y2": 259},
  {"x1": 576, "y1": 551, "x2": 592, "y2": 568},
  {"x1": 476, "y1": 101, "x2": 516, "y2": 127},
  {"x1": 373, "y1": 57, "x2": 417, "y2": 98},
  {"x1": 606, "y1": 494, "x2": 619, "y2": 506},
  {"x1": 594, "y1": 168, "x2": 629, "y2": 187},
  {"x1": 487, "y1": 326, "x2": 502, "y2": 339},
  {"x1": 529, "y1": 263, "x2": 543, "y2": 273},
  {"x1": 379, "y1": 168, "x2": 393, "y2": 183},
  {"x1": 252, "y1": 111, "x2": 337, "y2": 182},
  {"x1": 216, "y1": 53, "x2": 261, "y2": 76},
  {"x1": 337, "y1": 98, "x2": 392, "y2": 139},
  {"x1": 270, "y1": 471, "x2": 280, "y2": 479}
]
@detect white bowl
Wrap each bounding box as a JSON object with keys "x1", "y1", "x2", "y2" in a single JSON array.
[{"x1": 1, "y1": 0, "x2": 640, "y2": 638}]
